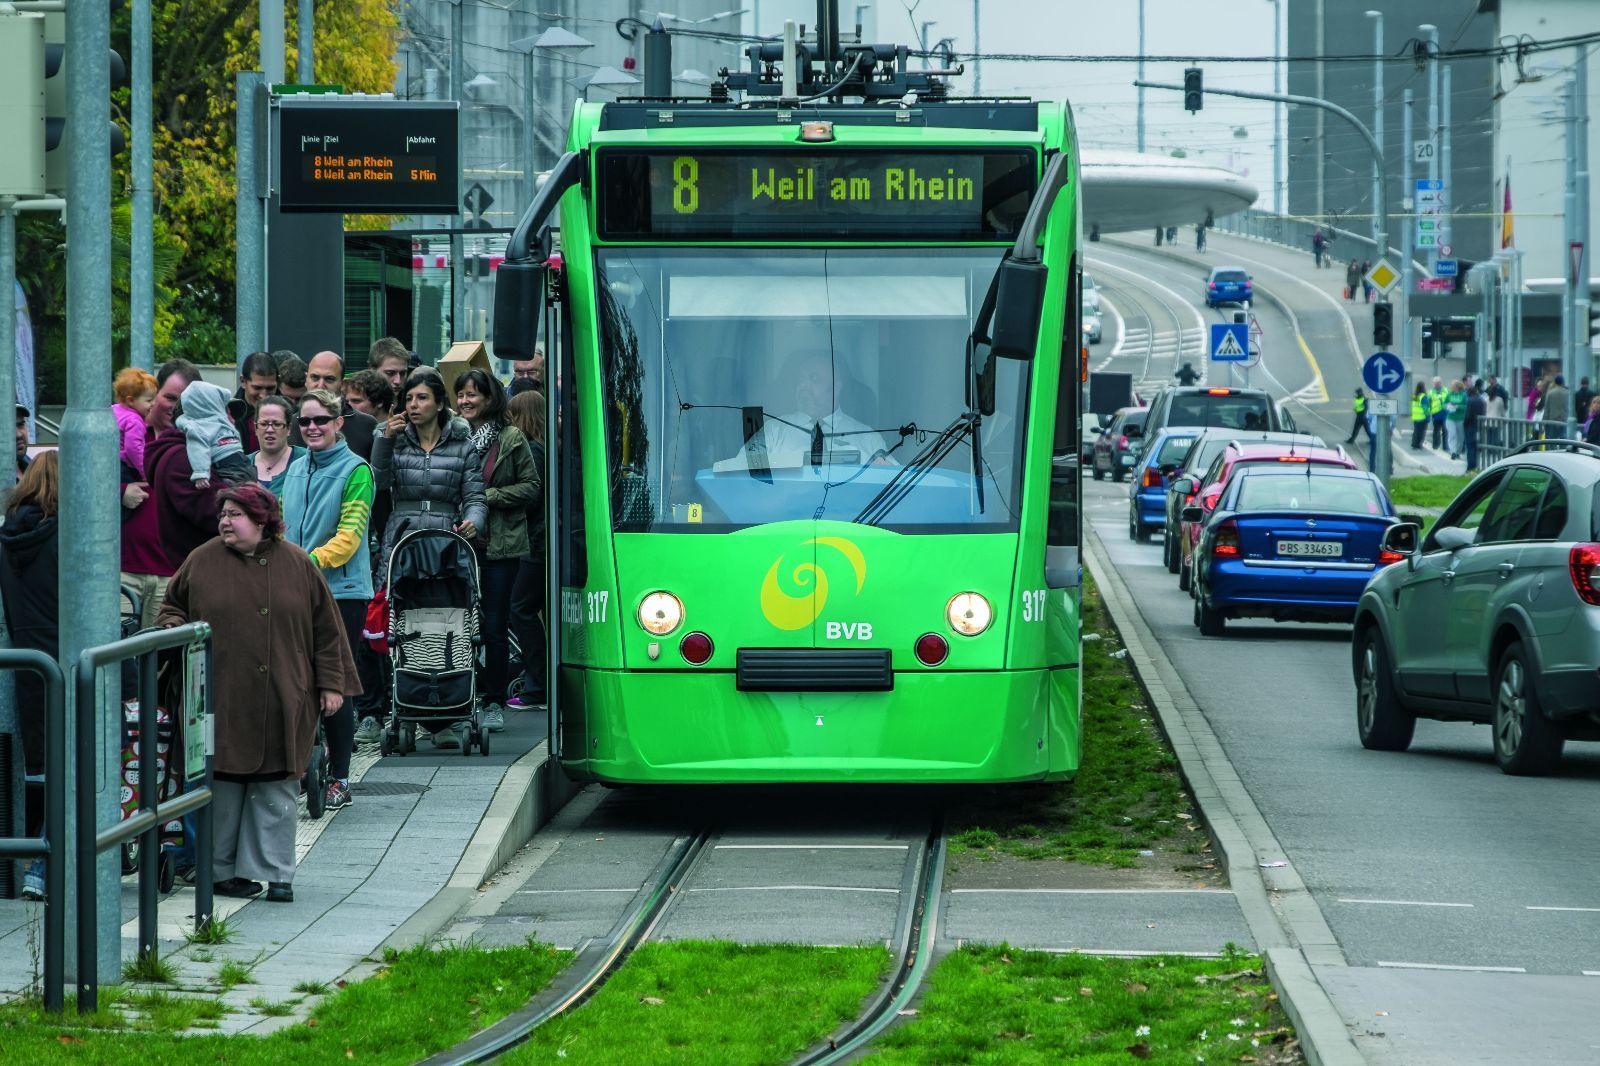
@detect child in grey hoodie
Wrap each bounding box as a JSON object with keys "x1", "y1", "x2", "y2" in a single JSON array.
[{"x1": 176, "y1": 380, "x2": 251, "y2": 487}]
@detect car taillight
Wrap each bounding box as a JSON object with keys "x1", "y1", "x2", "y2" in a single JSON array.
[
  {"x1": 1569, "y1": 544, "x2": 1600, "y2": 605},
  {"x1": 1378, "y1": 548, "x2": 1404, "y2": 566},
  {"x1": 1277, "y1": 455, "x2": 1308, "y2": 462},
  {"x1": 1206, "y1": 388, "x2": 1231, "y2": 395},
  {"x1": 1212, "y1": 520, "x2": 1240, "y2": 557},
  {"x1": 1118, "y1": 434, "x2": 1129, "y2": 449},
  {"x1": 1208, "y1": 282, "x2": 1217, "y2": 289},
  {"x1": 1142, "y1": 467, "x2": 1163, "y2": 488}
]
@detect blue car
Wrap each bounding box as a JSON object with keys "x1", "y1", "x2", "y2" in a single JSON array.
[
  {"x1": 1188, "y1": 465, "x2": 1403, "y2": 635},
  {"x1": 1206, "y1": 266, "x2": 1253, "y2": 307},
  {"x1": 1128, "y1": 427, "x2": 1199, "y2": 542}
]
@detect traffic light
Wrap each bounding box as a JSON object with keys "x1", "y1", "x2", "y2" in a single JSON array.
[
  {"x1": 1420, "y1": 318, "x2": 1436, "y2": 358},
  {"x1": 1373, "y1": 302, "x2": 1393, "y2": 347},
  {"x1": 43, "y1": 12, "x2": 127, "y2": 194},
  {"x1": 1184, "y1": 67, "x2": 1203, "y2": 113},
  {"x1": 1589, "y1": 305, "x2": 1600, "y2": 343},
  {"x1": 0, "y1": 10, "x2": 46, "y2": 196}
]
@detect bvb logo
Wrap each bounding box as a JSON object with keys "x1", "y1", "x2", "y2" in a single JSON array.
[{"x1": 759, "y1": 537, "x2": 868, "y2": 631}]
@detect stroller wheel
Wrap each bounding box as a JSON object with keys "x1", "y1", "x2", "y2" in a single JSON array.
[
  {"x1": 121, "y1": 841, "x2": 138, "y2": 876},
  {"x1": 305, "y1": 750, "x2": 327, "y2": 820},
  {"x1": 461, "y1": 727, "x2": 475, "y2": 758},
  {"x1": 478, "y1": 730, "x2": 491, "y2": 756},
  {"x1": 158, "y1": 850, "x2": 176, "y2": 895},
  {"x1": 380, "y1": 731, "x2": 394, "y2": 757},
  {"x1": 401, "y1": 722, "x2": 416, "y2": 754}
]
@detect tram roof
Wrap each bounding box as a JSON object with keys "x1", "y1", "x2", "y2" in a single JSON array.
[{"x1": 596, "y1": 100, "x2": 1043, "y2": 134}]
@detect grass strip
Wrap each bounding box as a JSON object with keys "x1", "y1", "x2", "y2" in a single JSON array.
[
  {"x1": 1386, "y1": 474, "x2": 1471, "y2": 510},
  {"x1": 870, "y1": 945, "x2": 1302, "y2": 1064},
  {"x1": 502, "y1": 942, "x2": 888, "y2": 1066},
  {"x1": 947, "y1": 576, "x2": 1195, "y2": 867},
  {"x1": 0, "y1": 940, "x2": 569, "y2": 1061}
]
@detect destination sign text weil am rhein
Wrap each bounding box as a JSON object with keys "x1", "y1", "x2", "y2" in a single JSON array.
[
  {"x1": 598, "y1": 149, "x2": 1036, "y2": 240},
  {"x1": 278, "y1": 98, "x2": 460, "y2": 214}
]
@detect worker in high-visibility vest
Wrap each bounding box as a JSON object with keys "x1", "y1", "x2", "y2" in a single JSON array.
[
  {"x1": 1345, "y1": 388, "x2": 1371, "y2": 444},
  {"x1": 1410, "y1": 382, "x2": 1431, "y2": 450},
  {"x1": 1428, "y1": 378, "x2": 1449, "y2": 449}
]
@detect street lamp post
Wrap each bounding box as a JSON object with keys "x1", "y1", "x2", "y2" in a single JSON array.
[
  {"x1": 1267, "y1": 0, "x2": 1281, "y2": 212},
  {"x1": 1420, "y1": 23, "x2": 1439, "y2": 273},
  {"x1": 1365, "y1": 10, "x2": 1383, "y2": 257}
]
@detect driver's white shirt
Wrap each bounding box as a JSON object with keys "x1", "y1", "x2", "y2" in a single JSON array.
[{"x1": 739, "y1": 408, "x2": 893, "y2": 467}]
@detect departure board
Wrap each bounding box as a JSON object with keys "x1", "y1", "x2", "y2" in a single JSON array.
[
  {"x1": 278, "y1": 99, "x2": 460, "y2": 214},
  {"x1": 597, "y1": 148, "x2": 1037, "y2": 241}
]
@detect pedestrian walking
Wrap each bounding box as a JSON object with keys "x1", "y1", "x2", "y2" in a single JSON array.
[
  {"x1": 1311, "y1": 228, "x2": 1326, "y2": 267},
  {"x1": 1464, "y1": 383, "x2": 1486, "y2": 471},
  {"x1": 1445, "y1": 379, "x2": 1468, "y2": 460},
  {"x1": 1526, "y1": 375, "x2": 1547, "y2": 421},
  {"x1": 1429, "y1": 377, "x2": 1448, "y2": 449},
  {"x1": 1175, "y1": 362, "x2": 1201, "y2": 386},
  {"x1": 451, "y1": 369, "x2": 538, "y2": 735},
  {"x1": 370, "y1": 369, "x2": 487, "y2": 750},
  {"x1": 1543, "y1": 374, "x2": 1571, "y2": 426},
  {"x1": 1410, "y1": 382, "x2": 1431, "y2": 450},
  {"x1": 1575, "y1": 377, "x2": 1595, "y2": 419},
  {"x1": 1344, "y1": 259, "x2": 1361, "y2": 301},
  {"x1": 248, "y1": 395, "x2": 303, "y2": 497},
  {"x1": 1345, "y1": 388, "x2": 1370, "y2": 444},
  {"x1": 1360, "y1": 260, "x2": 1373, "y2": 303},
  {"x1": 281, "y1": 390, "x2": 375, "y2": 809},
  {"x1": 0, "y1": 452, "x2": 59, "y2": 900},
  {"x1": 504, "y1": 389, "x2": 547, "y2": 711},
  {"x1": 1195, "y1": 224, "x2": 1207, "y2": 252},
  {"x1": 1584, "y1": 397, "x2": 1600, "y2": 444},
  {"x1": 158, "y1": 483, "x2": 357, "y2": 903}
]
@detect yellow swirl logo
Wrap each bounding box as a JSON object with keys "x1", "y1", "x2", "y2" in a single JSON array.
[{"x1": 759, "y1": 536, "x2": 867, "y2": 631}]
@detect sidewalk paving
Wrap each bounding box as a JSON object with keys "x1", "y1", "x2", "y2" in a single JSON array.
[{"x1": 0, "y1": 707, "x2": 560, "y2": 1035}]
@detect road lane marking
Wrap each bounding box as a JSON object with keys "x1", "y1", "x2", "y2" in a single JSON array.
[
  {"x1": 951, "y1": 888, "x2": 1229, "y2": 894},
  {"x1": 517, "y1": 887, "x2": 641, "y2": 894},
  {"x1": 1294, "y1": 334, "x2": 1330, "y2": 403},
  {"x1": 687, "y1": 885, "x2": 899, "y2": 893},
  {"x1": 1584, "y1": 971, "x2": 1600, "y2": 977},
  {"x1": 1337, "y1": 898, "x2": 1473, "y2": 908},
  {"x1": 1377, "y1": 961, "x2": 1525, "y2": 973},
  {"x1": 1101, "y1": 293, "x2": 1126, "y2": 357},
  {"x1": 713, "y1": 844, "x2": 909, "y2": 850},
  {"x1": 1527, "y1": 906, "x2": 1600, "y2": 913}
]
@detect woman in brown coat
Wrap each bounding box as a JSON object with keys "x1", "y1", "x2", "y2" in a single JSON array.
[{"x1": 159, "y1": 482, "x2": 357, "y2": 903}]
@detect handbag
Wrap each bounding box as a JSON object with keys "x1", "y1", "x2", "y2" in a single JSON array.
[{"x1": 363, "y1": 586, "x2": 390, "y2": 653}]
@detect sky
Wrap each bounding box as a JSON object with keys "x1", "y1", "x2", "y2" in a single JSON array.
[{"x1": 755, "y1": 0, "x2": 1281, "y2": 198}]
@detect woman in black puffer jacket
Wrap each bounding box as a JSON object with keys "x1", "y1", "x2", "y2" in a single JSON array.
[
  {"x1": 0, "y1": 452, "x2": 60, "y2": 899},
  {"x1": 370, "y1": 369, "x2": 488, "y2": 571}
]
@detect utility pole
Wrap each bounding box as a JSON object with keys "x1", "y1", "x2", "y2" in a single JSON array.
[
  {"x1": 1563, "y1": 82, "x2": 1576, "y2": 403},
  {"x1": 1401, "y1": 89, "x2": 1414, "y2": 369},
  {"x1": 1136, "y1": 0, "x2": 1145, "y2": 153},
  {"x1": 131, "y1": 0, "x2": 153, "y2": 372},
  {"x1": 260, "y1": 0, "x2": 284, "y2": 83},
  {"x1": 449, "y1": 0, "x2": 464, "y2": 342},
  {"x1": 60, "y1": 0, "x2": 121, "y2": 983},
  {"x1": 1441, "y1": 64, "x2": 1452, "y2": 268},
  {"x1": 1420, "y1": 23, "x2": 1439, "y2": 272},
  {"x1": 1269, "y1": 0, "x2": 1282, "y2": 213},
  {"x1": 1366, "y1": 10, "x2": 1383, "y2": 255},
  {"x1": 644, "y1": 18, "x2": 671, "y2": 98},
  {"x1": 234, "y1": 73, "x2": 266, "y2": 358},
  {"x1": 297, "y1": 0, "x2": 314, "y2": 83},
  {"x1": 972, "y1": 0, "x2": 980, "y2": 95},
  {"x1": 1576, "y1": 44, "x2": 1592, "y2": 401}
]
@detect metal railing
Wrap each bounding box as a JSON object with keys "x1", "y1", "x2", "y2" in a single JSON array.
[
  {"x1": 1475, "y1": 417, "x2": 1572, "y2": 468},
  {"x1": 75, "y1": 622, "x2": 214, "y2": 1014},
  {"x1": 0, "y1": 651, "x2": 66, "y2": 1011}
]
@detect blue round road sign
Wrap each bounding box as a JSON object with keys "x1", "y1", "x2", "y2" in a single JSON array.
[{"x1": 1362, "y1": 351, "x2": 1406, "y2": 394}]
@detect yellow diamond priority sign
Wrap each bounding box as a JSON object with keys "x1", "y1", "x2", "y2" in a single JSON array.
[{"x1": 1365, "y1": 259, "x2": 1401, "y2": 295}]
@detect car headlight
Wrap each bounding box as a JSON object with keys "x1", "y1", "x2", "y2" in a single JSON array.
[
  {"x1": 637, "y1": 591, "x2": 684, "y2": 636},
  {"x1": 946, "y1": 592, "x2": 993, "y2": 636}
]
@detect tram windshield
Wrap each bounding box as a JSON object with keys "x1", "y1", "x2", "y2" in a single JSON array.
[{"x1": 595, "y1": 248, "x2": 1028, "y2": 533}]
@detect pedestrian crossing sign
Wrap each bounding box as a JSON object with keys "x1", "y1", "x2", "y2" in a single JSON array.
[
  {"x1": 1209, "y1": 322, "x2": 1248, "y2": 362},
  {"x1": 1365, "y1": 259, "x2": 1400, "y2": 294}
]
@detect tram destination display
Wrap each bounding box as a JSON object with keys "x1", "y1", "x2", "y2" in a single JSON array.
[
  {"x1": 278, "y1": 98, "x2": 460, "y2": 214},
  {"x1": 598, "y1": 148, "x2": 1037, "y2": 240}
]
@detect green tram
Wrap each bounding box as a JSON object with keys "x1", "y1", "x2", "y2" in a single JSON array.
[{"x1": 493, "y1": 32, "x2": 1083, "y2": 784}]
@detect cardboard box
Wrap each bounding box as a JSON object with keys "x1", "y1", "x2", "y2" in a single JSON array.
[{"x1": 437, "y1": 340, "x2": 491, "y2": 399}]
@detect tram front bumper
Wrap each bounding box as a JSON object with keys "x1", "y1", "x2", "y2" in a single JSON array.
[{"x1": 561, "y1": 667, "x2": 1079, "y2": 784}]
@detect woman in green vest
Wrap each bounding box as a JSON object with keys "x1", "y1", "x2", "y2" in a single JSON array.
[{"x1": 1410, "y1": 383, "x2": 1430, "y2": 450}]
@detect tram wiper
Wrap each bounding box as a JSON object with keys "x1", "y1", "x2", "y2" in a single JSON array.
[{"x1": 852, "y1": 410, "x2": 980, "y2": 527}]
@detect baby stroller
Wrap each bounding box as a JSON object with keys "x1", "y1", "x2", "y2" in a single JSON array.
[
  {"x1": 116, "y1": 585, "x2": 184, "y2": 894},
  {"x1": 380, "y1": 528, "x2": 490, "y2": 757}
]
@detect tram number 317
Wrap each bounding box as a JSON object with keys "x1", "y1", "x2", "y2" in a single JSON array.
[
  {"x1": 1020, "y1": 589, "x2": 1047, "y2": 623},
  {"x1": 561, "y1": 590, "x2": 610, "y2": 625}
]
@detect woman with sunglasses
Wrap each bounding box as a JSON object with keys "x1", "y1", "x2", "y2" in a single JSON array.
[{"x1": 281, "y1": 390, "x2": 375, "y2": 808}]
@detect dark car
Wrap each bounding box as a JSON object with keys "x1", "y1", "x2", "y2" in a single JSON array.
[
  {"x1": 1160, "y1": 430, "x2": 1327, "y2": 575},
  {"x1": 1142, "y1": 385, "x2": 1288, "y2": 441},
  {"x1": 1092, "y1": 407, "x2": 1147, "y2": 482},
  {"x1": 1206, "y1": 266, "x2": 1253, "y2": 307},
  {"x1": 1188, "y1": 465, "x2": 1401, "y2": 635}
]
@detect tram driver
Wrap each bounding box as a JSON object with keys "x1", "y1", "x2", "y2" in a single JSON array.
[{"x1": 723, "y1": 351, "x2": 897, "y2": 470}]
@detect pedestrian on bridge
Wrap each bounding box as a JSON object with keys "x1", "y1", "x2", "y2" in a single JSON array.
[
  {"x1": 1311, "y1": 228, "x2": 1326, "y2": 267},
  {"x1": 159, "y1": 483, "x2": 358, "y2": 903},
  {"x1": 1344, "y1": 259, "x2": 1362, "y2": 301},
  {"x1": 1175, "y1": 362, "x2": 1201, "y2": 386},
  {"x1": 1195, "y1": 224, "x2": 1207, "y2": 252}
]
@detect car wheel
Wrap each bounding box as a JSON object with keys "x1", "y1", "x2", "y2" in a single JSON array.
[
  {"x1": 1492, "y1": 642, "x2": 1564, "y2": 776},
  {"x1": 1164, "y1": 532, "x2": 1180, "y2": 574},
  {"x1": 1178, "y1": 558, "x2": 1191, "y2": 592},
  {"x1": 1132, "y1": 519, "x2": 1150, "y2": 544},
  {"x1": 1356, "y1": 627, "x2": 1414, "y2": 752},
  {"x1": 1193, "y1": 588, "x2": 1225, "y2": 636}
]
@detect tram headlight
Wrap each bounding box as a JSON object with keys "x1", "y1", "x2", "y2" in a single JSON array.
[
  {"x1": 637, "y1": 591, "x2": 684, "y2": 636},
  {"x1": 946, "y1": 592, "x2": 993, "y2": 636}
]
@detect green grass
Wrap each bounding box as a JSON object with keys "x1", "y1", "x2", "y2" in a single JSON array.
[
  {"x1": 246, "y1": 997, "x2": 295, "y2": 1017},
  {"x1": 870, "y1": 945, "x2": 1300, "y2": 1064},
  {"x1": 0, "y1": 941, "x2": 570, "y2": 1063},
  {"x1": 120, "y1": 951, "x2": 178, "y2": 985},
  {"x1": 183, "y1": 916, "x2": 237, "y2": 947},
  {"x1": 123, "y1": 991, "x2": 226, "y2": 1033},
  {"x1": 215, "y1": 958, "x2": 256, "y2": 991},
  {"x1": 1387, "y1": 474, "x2": 1471, "y2": 510},
  {"x1": 291, "y1": 979, "x2": 331, "y2": 996},
  {"x1": 503, "y1": 943, "x2": 889, "y2": 1066},
  {"x1": 946, "y1": 577, "x2": 1193, "y2": 867}
]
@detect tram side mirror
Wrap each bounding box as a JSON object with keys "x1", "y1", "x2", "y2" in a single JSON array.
[
  {"x1": 492, "y1": 256, "x2": 548, "y2": 362},
  {"x1": 989, "y1": 257, "x2": 1047, "y2": 361}
]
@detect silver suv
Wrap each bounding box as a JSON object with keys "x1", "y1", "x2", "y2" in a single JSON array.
[{"x1": 1353, "y1": 441, "x2": 1600, "y2": 775}]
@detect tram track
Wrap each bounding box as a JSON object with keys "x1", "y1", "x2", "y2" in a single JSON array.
[{"x1": 1086, "y1": 252, "x2": 1207, "y2": 395}]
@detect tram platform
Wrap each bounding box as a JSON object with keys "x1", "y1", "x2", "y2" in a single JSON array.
[{"x1": 0, "y1": 706, "x2": 570, "y2": 1035}]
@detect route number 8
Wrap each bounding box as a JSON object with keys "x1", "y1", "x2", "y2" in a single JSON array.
[{"x1": 671, "y1": 157, "x2": 699, "y2": 215}]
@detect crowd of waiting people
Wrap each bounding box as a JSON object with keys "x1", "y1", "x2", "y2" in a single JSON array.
[{"x1": 4, "y1": 339, "x2": 547, "y2": 904}]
